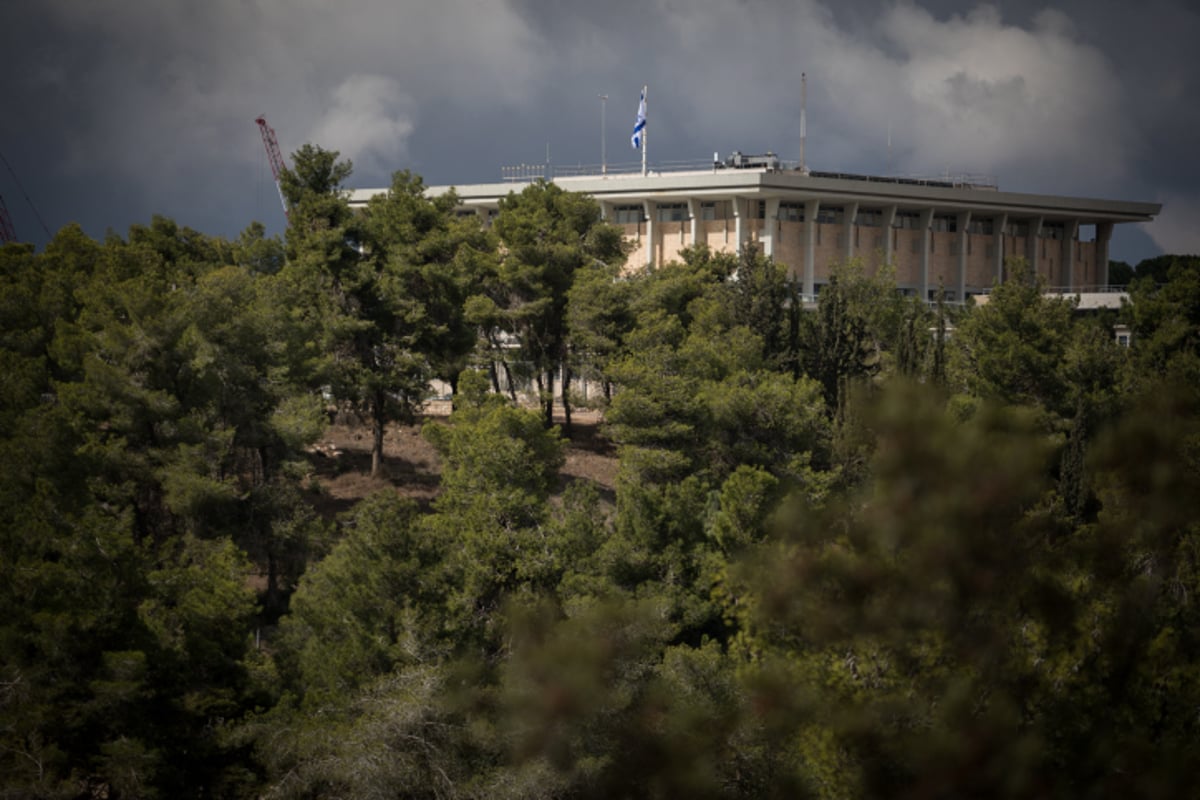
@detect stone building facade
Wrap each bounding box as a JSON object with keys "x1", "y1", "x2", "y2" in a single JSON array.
[{"x1": 350, "y1": 164, "x2": 1159, "y2": 303}]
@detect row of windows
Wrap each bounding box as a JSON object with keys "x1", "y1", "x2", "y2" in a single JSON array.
[
  {"x1": 824, "y1": 285, "x2": 959, "y2": 302},
  {"x1": 606, "y1": 205, "x2": 1079, "y2": 238}
]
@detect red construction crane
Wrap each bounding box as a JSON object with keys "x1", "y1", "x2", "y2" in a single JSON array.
[
  {"x1": 255, "y1": 115, "x2": 290, "y2": 223},
  {"x1": 0, "y1": 193, "x2": 16, "y2": 244}
]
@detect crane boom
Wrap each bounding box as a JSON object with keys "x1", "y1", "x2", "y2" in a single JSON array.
[
  {"x1": 0, "y1": 194, "x2": 16, "y2": 244},
  {"x1": 255, "y1": 115, "x2": 290, "y2": 222}
]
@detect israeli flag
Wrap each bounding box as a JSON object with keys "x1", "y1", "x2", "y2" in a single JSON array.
[{"x1": 631, "y1": 88, "x2": 646, "y2": 150}]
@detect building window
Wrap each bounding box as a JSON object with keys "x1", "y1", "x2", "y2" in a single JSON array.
[
  {"x1": 817, "y1": 206, "x2": 844, "y2": 225},
  {"x1": 894, "y1": 210, "x2": 922, "y2": 230},
  {"x1": 1006, "y1": 221, "x2": 1029, "y2": 237},
  {"x1": 857, "y1": 209, "x2": 882, "y2": 227},
  {"x1": 968, "y1": 217, "x2": 994, "y2": 235},
  {"x1": 779, "y1": 202, "x2": 804, "y2": 222},
  {"x1": 932, "y1": 214, "x2": 957, "y2": 233},
  {"x1": 1040, "y1": 222, "x2": 1065, "y2": 240},
  {"x1": 656, "y1": 203, "x2": 687, "y2": 222},
  {"x1": 614, "y1": 204, "x2": 643, "y2": 224}
]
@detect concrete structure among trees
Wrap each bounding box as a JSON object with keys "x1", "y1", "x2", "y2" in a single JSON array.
[{"x1": 350, "y1": 161, "x2": 1160, "y2": 303}]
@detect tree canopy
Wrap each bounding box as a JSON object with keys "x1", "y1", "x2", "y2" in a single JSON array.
[{"x1": 2, "y1": 158, "x2": 1199, "y2": 798}]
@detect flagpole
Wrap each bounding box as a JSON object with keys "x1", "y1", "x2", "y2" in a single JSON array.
[{"x1": 641, "y1": 85, "x2": 648, "y2": 176}]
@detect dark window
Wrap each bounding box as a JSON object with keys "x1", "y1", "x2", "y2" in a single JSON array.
[
  {"x1": 779, "y1": 202, "x2": 804, "y2": 222},
  {"x1": 614, "y1": 204, "x2": 643, "y2": 224},
  {"x1": 656, "y1": 203, "x2": 687, "y2": 222},
  {"x1": 932, "y1": 215, "x2": 957, "y2": 233},
  {"x1": 968, "y1": 217, "x2": 993, "y2": 235},
  {"x1": 817, "y1": 206, "x2": 844, "y2": 225}
]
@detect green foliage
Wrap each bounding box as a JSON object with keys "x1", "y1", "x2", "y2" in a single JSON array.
[
  {"x1": 949, "y1": 260, "x2": 1076, "y2": 417},
  {"x1": 423, "y1": 395, "x2": 569, "y2": 646},
  {"x1": 802, "y1": 259, "x2": 906, "y2": 415},
  {"x1": 1130, "y1": 253, "x2": 1200, "y2": 285},
  {"x1": 424, "y1": 396, "x2": 564, "y2": 529},
  {"x1": 485, "y1": 180, "x2": 627, "y2": 429},
  {"x1": 279, "y1": 493, "x2": 444, "y2": 701},
  {"x1": 8, "y1": 168, "x2": 1200, "y2": 798},
  {"x1": 1108, "y1": 259, "x2": 1134, "y2": 287},
  {"x1": 566, "y1": 255, "x2": 635, "y2": 399},
  {"x1": 737, "y1": 382, "x2": 1200, "y2": 796},
  {"x1": 1127, "y1": 255, "x2": 1200, "y2": 390},
  {"x1": 606, "y1": 254, "x2": 830, "y2": 488}
]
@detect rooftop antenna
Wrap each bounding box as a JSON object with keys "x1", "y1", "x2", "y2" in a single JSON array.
[
  {"x1": 799, "y1": 72, "x2": 810, "y2": 175},
  {"x1": 599, "y1": 94, "x2": 609, "y2": 175}
]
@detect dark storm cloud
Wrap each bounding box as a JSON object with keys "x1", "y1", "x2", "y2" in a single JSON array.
[{"x1": 1, "y1": 0, "x2": 1195, "y2": 260}]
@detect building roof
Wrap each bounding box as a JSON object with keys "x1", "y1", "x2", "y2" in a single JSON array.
[{"x1": 349, "y1": 166, "x2": 1161, "y2": 225}]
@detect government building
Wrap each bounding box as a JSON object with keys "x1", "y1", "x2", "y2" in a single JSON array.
[{"x1": 349, "y1": 154, "x2": 1160, "y2": 304}]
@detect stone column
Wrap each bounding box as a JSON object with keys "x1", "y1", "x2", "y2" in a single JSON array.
[
  {"x1": 1064, "y1": 220, "x2": 1079, "y2": 291},
  {"x1": 760, "y1": 197, "x2": 781, "y2": 259},
  {"x1": 843, "y1": 201, "x2": 859, "y2": 264},
  {"x1": 732, "y1": 198, "x2": 744, "y2": 253},
  {"x1": 1097, "y1": 221, "x2": 1114, "y2": 287},
  {"x1": 918, "y1": 208, "x2": 934, "y2": 301},
  {"x1": 642, "y1": 200, "x2": 656, "y2": 267},
  {"x1": 687, "y1": 198, "x2": 700, "y2": 248},
  {"x1": 956, "y1": 211, "x2": 972, "y2": 300},
  {"x1": 993, "y1": 212, "x2": 1008, "y2": 283},
  {"x1": 881, "y1": 205, "x2": 898, "y2": 268},
  {"x1": 803, "y1": 199, "x2": 820, "y2": 299},
  {"x1": 1027, "y1": 216, "x2": 1044, "y2": 277}
]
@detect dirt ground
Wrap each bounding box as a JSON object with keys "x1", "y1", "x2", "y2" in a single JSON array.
[{"x1": 303, "y1": 406, "x2": 618, "y2": 520}]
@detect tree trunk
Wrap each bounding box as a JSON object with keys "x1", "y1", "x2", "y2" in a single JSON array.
[
  {"x1": 501, "y1": 359, "x2": 518, "y2": 402},
  {"x1": 371, "y1": 390, "x2": 386, "y2": 478},
  {"x1": 561, "y1": 361, "x2": 573, "y2": 439},
  {"x1": 258, "y1": 445, "x2": 270, "y2": 487},
  {"x1": 265, "y1": 548, "x2": 281, "y2": 620},
  {"x1": 488, "y1": 359, "x2": 501, "y2": 394},
  {"x1": 535, "y1": 371, "x2": 552, "y2": 429},
  {"x1": 538, "y1": 369, "x2": 553, "y2": 429}
]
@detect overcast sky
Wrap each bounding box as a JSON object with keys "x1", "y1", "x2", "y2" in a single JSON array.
[{"x1": 2, "y1": 0, "x2": 1197, "y2": 265}]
